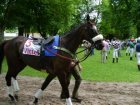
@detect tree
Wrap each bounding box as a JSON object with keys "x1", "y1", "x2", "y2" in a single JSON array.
[
  {"x1": 99, "y1": 0, "x2": 137, "y2": 39},
  {"x1": 0, "y1": 0, "x2": 16, "y2": 42},
  {"x1": 6, "y1": 0, "x2": 83, "y2": 37},
  {"x1": 2, "y1": 0, "x2": 97, "y2": 39}
]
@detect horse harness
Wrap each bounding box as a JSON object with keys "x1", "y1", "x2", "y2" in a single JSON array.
[{"x1": 30, "y1": 36, "x2": 93, "y2": 70}]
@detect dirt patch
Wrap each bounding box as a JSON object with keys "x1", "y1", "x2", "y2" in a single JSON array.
[{"x1": 0, "y1": 74, "x2": 140, "y2": 105}]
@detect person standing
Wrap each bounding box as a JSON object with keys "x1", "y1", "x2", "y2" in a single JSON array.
[
  {"x1": 129, "y1": 38, "x2": 135, "y2": 60},
  {"x1": 101, "y1": 39, "x2": 109, "y2": 63},
  {"x1": 83, "y1": 40, "x2": 91, "y2": 56},
  {"x1": 126, "y1": 39, "x2": 130, "y2": 56},
  {"x1": 106, "y1": 39, "x2": 111, "y2": 54},
  {"x1": 135, "y1": 37, "x2": 140, "y2": 70},
  {"x1": 112, "y1": 38, "x2": 121, "y2": 63}
]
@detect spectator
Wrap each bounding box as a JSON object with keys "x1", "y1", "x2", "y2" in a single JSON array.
[
  {"x1": 101, "y1": 39, "x2": 109, "y2": 63},
  {"x1": 111, "y1": 38, "x2": 121, "y2": 63},
  {"x1": 126, "y1": 39, "x2": 130, "y2": 56},
  {"x1": 106, "y1": 39, "x2": 111, "y2": 54},
  {"x1": 135, "y1": 37, "x2": 140, "y2": 70},
  {"x1": 83, "y1": 40, "x2": 91, "y2": 56},
  {"x1": 129, "y1": 38, "x2": 135, "y2": 60}
]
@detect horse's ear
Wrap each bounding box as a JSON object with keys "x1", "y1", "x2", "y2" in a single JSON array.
[{"x1": 86, "y1": 14, "x2": 90, "y2": 22}]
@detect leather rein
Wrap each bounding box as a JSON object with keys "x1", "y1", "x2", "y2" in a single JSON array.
[{"x1": 45, "y1": 43, "x2": 93, "y2": 64}]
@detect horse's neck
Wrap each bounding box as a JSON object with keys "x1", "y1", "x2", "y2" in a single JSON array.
[{"x1": 62, "y1": 31, "x2": 83, "y2": 53}]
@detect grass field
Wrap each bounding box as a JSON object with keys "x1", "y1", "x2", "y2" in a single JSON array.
[
  {"x1": 1, "y1": 48, "x2": 140, "y2": 82},
  {"x1": 80, "y1": 49, "x2": 139, "y2": 82}
]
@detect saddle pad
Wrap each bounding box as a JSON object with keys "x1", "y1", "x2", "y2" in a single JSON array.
[
  {"x1": 44, "y1": 35, "x2": 59, "y2": 56},
  {"x1": 23, "y1": 39, "x2": 41, "y2": 56}
]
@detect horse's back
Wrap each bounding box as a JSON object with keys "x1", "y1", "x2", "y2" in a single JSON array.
[
  {"x1": 4, "y1": 36, "x2": 27, "y2": 55},
  {"x1": 7, "y1": 36, "x2": 50, "y2": 70}
]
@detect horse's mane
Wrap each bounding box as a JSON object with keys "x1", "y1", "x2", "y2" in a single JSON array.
[{"x1": 61, "y1": 23, "x2": 85, "y2": 38}]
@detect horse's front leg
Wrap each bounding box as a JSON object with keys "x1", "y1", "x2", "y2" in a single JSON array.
[
  {"x1": 71, "y1": 68, "x2": 82, "y2": 102},
  {"x1": 31, "y1": 74, "x2": 56, "y2": 105},
  {"x1": 58, "y1": 72, "x2": 73, "y2": 105},
  {"x1": 60, "y1": 72, "x2": 71, "y2": 99},
  {"x1": 61, "y1": 67, "x2": 82, "y2": 103}
]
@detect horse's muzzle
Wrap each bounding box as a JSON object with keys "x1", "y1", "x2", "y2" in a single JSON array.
[{"x1": 94, "y1": 40, "x2": 104, "y2": 50}]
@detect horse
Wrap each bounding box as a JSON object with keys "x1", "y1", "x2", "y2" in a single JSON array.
[{"x1": 0, "y1": 15, "x2": 103, "y2": 105}]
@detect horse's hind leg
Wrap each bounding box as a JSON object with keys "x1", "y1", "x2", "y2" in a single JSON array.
[
  {"x1": 5, "y1": 64, "x2": 26, "y2": 102},
  {"x1": 32, "y1": 74, "x2": 56, "y2": 104},
  {"x1": 5, "y1": 71, "x2": 15, "y2": 101}
]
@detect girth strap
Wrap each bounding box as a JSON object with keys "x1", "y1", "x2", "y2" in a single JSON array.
[{"x1": 53, "y1": 46, "x2": 75, "y2": 58}]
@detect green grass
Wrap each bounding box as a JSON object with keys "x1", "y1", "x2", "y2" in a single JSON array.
[
  {"x1": 80, "y1": 49, "x2": 140, "y2": 82},
  {"x1": 1, "y1": 48, "x2": 140, "y2": 82}
]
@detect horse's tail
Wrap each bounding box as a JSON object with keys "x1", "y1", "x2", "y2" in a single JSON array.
[{"x1": 0, "y1": 41, "x2": 7, "y2": 74}]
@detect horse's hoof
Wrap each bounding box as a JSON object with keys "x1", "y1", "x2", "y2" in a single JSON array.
[
  {"x1": 15, "y1": 94, "x2": 19, "y2": 101},
  {"x1": 72, "y1": 97, "x2": 82, "y2": 103},
  {"x1": 9, "y1": 94, "x2": 17, "y2": 103},
  {"x1": 9, "y1": 99, "x2": 17, "y2": 105}
]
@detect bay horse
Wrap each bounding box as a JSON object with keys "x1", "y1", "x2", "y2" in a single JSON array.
[{"x1": 0, "y1": 15, "x2": 103, "y2": 105}]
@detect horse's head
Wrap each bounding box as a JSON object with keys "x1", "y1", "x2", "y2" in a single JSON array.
[{"x1": 83, "y1": 15, "x2": 104, "y2": 50}]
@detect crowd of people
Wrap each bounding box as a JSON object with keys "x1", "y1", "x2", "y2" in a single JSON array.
[
  {"x1": 103, "y1": 37, "x2": 140, "y2": 70},
  {"x1": 83, "y1": 36, "x2": 140, "y2": 71}
]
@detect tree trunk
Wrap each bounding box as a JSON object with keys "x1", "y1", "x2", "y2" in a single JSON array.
[
  {"x1": 18, "y1": 26, "x2": 24, "y2": 36},
  {"x1": 0, "y1": 27, "x2": 4, "y2": 42}
]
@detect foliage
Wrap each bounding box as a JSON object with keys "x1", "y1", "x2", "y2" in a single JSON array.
[
  {"x1": 0, "y1": 0, "x2": 15, "y2": 41},
  {"x1": 0, "y1": 0, "x2": 104, "y2": 40},
  {"x1": 0, "y1": 0, "x2": 85, "y2": 37},
  {"x1": 1, "y1": 0, "x2": 140, "y2": 40},
  {"x1": 99, "y1": 0, "x2": 140, "y2": 39}
]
